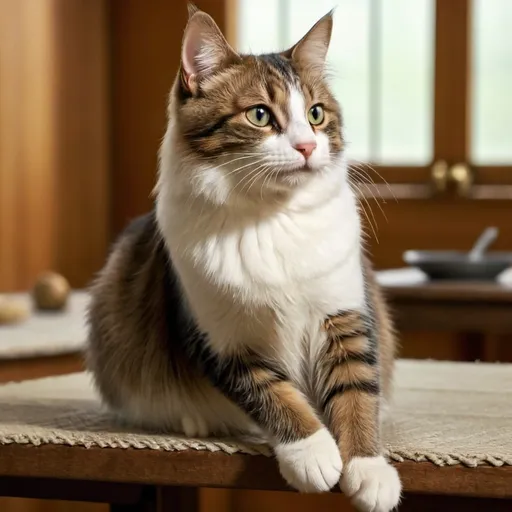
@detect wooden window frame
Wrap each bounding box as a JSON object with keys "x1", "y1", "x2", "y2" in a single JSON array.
[{"x1": 229, "y1": 0, "x2": 512, "y2": 200}]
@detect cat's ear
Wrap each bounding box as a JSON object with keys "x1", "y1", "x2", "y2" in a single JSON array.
[
  {"x1": 181, "y1": 7, "x2": 239, "y2": 93},
  {"x1": 283, "y1": 10, "x2": 333, "y2": 71}
]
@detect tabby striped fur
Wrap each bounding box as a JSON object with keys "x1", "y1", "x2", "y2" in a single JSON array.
[{"x1": 86, "y1": 6, "x2": 401, "y2": 511}]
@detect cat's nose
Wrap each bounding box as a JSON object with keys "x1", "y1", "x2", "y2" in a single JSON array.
[{"x1": 293, "y1": 142, "x2": 317, "y2": 159}]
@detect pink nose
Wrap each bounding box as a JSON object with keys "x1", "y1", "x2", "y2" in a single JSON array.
[{"x1": 293, "y1": 142, "x2": 317, "y2": 159}]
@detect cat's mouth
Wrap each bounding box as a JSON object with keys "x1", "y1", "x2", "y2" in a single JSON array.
[{"x1": 278, "y1": 162, "x2": 312, "y2": 174}]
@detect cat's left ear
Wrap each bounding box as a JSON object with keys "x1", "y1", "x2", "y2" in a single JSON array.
[
  {"x1": 283, "y1": 10, "x2": 333, "y2": 71},
  {"x1": 181, "y1": 7, "x2": 240, "y2": 94}
]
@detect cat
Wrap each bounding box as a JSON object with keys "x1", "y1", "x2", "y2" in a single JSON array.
[{"x1": 86, "y1": 5, "x2": 401, "y2": 511}]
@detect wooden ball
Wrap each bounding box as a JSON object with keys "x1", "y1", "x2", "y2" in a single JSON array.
[
  {"x1": 33, "y1": 271, "x2": 70, "y2": 311},
  {"x1": 0, "y1": 296, "x2": 29, "y2": 325}
]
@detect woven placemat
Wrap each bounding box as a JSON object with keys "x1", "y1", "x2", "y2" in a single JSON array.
[
  {"x1": 0, "y1": 359, "x2": 511, "y2": 467},
  {"x1": 0, "y1": 292, "x2": 88, "y2": 359}
]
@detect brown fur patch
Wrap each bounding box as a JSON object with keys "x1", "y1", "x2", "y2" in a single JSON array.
[
  {"x1": 325, "y1": 361, "x2": 378, "y2": 390},
  {"x1": 364, "y1": 256, "x2": 398, "y2": 400},
  {"x1": 319, "y1": 306, "x2": 382, "y2": 462},
  {"x1": 268, "y1": 381, "x2": 323, "y2": 440},
  {"x1": 328, "y1": 390, "x2": 380, "y2": 460},
  {"x1": 317, "y1": 257, "x2": 398, "y2": 462},
  {"x1": 86, "y1": 214, "x2": 209, "y2": 414},
  {"x1": 174, "y1": 51, "x2": 343, "y2": 157},
  {"x1": 324, "y1": 311, "x2": 366, "y2": 337}
]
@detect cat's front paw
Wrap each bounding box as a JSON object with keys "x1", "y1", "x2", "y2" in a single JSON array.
[
  {"x1": 274, "y1": 427, "x2": 342, "y2": 493},
  {"x1": 341, "y1": 456, "x2": 401, "y2": 512}
]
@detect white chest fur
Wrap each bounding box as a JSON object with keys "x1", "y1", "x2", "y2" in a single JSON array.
[{"x1": 157, "y1": 163, "x2": 365, "y2": 387}]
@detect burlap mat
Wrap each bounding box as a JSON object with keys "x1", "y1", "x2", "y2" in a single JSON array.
[
  {"x1": 0, "y1": 292, "x2": 88, "y2": 359},
  {"x1": 0, "y1": 360, "x2": 510, "y2": 467}
]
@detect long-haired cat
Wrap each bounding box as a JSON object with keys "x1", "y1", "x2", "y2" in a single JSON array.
[{"x1": 87, "y1": 6, "x2": 401, "y2": 511}]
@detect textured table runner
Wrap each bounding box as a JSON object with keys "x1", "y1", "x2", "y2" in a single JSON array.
[
  {"x1": 0, "y1": 292, "x2": 88, "y2": 359},
  {"x1": 0, "y1": 359, "x2": 510, "y2": 468}
]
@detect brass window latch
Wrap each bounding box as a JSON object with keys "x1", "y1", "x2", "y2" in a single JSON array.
[{"x1": 431, "y1": 160, "x2": 474, "y2": 197}]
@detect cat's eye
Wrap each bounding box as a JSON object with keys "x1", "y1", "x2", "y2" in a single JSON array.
[
  {"x1": 246, "y1": 106, "x2": 271, "y2": 127},
  {"x1": 308, "y1": 105, "x2": 325, "y2": 126}
]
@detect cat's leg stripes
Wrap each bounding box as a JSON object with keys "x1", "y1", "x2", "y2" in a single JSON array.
[
  {"x1": 320, "y1": 310, "x2": 401, "y2": 511},
  {"x1": 195, "y1": 346, "x2": 342, "y2": 492}
]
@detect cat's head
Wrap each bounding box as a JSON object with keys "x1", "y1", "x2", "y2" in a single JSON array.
[{"x1": 165, "y1": 5, "x2": 343, "y2": 203}]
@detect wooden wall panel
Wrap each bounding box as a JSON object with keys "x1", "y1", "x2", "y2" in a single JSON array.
[
  {"x1": 109, "y1": 0, "x2": 227, "y2": 234},
  {"x1": 0, "y1": 499, "x2": 106, "y2": 512},
  {"x1": 0, "y1": 0, "x2": 56, "y2": 291},
  {"x1": 51, "y1": 0, "x2": 110, "y2": 287},
  {"x1": 364, "y1": 199, "x2": 512, "y2": 269},
  {"x1": 0, "y1": 0, "x2": 109, "y2": 292}
]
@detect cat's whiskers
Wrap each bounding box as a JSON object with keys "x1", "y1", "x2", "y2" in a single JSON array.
[
  {"x1": 260, "y1": 165, "x2": 280, "y2": 200},
  {"x1": 349, "y1": 159, "x2": 397, "y2": 202},
  {"x1": 234, "y1": 162, "x2": 274, "y2": 198},
  {"x1": 238, "y1": 164, "x2": 271, "y2": 197},
  {"x1": 264, "y1": 167, "x2": 282, "y2": 199},
  {"x1": 355, "y1": 183, "x2": 380, "y2": 242},
  {"x1": 349, "y1": 172, "x2": 381, "y2": 232},
  {"x1": 246, "y1": 167, "x2": 272, "y2": 197},
  {"x1": 348, "y1": 180, "x2": 379, "y2": 244},
  {"x1": 224, "y1": 161, "x2": 269, "y2": 203},
  {"x1": 221, "y1": 157, "x2": 267, "y2": 179},
  {"x1": 348, "y1": 167, "x2": 388, "y2": 225}
]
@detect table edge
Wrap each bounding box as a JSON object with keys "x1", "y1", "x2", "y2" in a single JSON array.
[{"x1": 0, "y1": 444, "x2": 510, "y2": 499}]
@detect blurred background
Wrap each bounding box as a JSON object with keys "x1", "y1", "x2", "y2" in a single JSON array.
[
  {"x1": 0, "y1": 0, "x2": 511, "y2": 511},
  {"x1": 2, "y1": 0, "x2": 512, "y2": 287}
]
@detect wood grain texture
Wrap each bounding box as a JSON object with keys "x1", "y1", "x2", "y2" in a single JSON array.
[
  {"x1": 0, "y1": 0, "x2": 109, "y2": 292},
  {"x1": 0, "y1": 0, "x2": 56, "y2": 291},
  {"x1": 364, "y1": 198, "x2": 512, "y2": 270},
  {"x1": 385, "y1": 281, "x2": 512, "y2": 303},
  {"x1": 0, "y1": 499, "x2": 106, "y2": 512},
  {"x1": 0, "y1": 353, "x2": 84, "y2": 384},
  {"x1": 399, "y1": 494, "x2": 512, "y2": 512},
  {"x1": 434, "y1": 0, "x2": 469, "y2": 161},
  {"x1": 0, "y1": 445, "x2": 511, "y2": 499},
  {"x1": 391, "y1": 301, "x2": 512, "y2": 334},
  {"x1": 109, "y1": 0, "x2": 227, "y2": 234}
]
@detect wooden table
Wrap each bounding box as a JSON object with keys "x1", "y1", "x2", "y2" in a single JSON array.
[
  {"x1": 0, "y1": 292, "x2": 86, "y2": 383},
  {"x1": 379, "y1": 268, "x2": 512, "y2": 362},
  {"x1": 0, "y1": 445, "x2": 511, "y2": 511},
  {"x1": 2, "y1": 276, "x2": 511, "y2": 385},
  {"x1": 1, "y1": 286, "x2": 511, "y2": 511}
]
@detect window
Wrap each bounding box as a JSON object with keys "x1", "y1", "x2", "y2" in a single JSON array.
[
  {"x1": 235, "y1": 0, "x2": 512, "y2": 198},
  {"x1": 471, "y1": 0, "x2": 512, "y2": 164},
  {"x1": 237, "y1": 0, "x2": 435, "y2": 165}
]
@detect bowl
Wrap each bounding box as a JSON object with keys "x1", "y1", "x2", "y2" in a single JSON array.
[{"x1": 403, "y1": 250, "x2": 512, "y2": 281}]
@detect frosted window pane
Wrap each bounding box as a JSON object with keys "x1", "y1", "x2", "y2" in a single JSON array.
[
  {"x1": 472, "y1": 0, "x2": 512, "y2": 164},
  {"x1": 288, "y1": 0, "x2": 371, "y2": 162},
  {"x1": 378, "y1": 0, "x2": 434, "y2": 164},
  {"x1": 236, "y1": 1, "x2": 434, "y2": 165},
  {"x1": 237, "y1": 0, "x2": 280, "y2": 54}
]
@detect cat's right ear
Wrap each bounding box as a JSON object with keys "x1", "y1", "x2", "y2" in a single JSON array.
[
  {"x1": 282, "y1": 10, "x2": 333, "y2": 73},
  {"x1": 181, "y1": 7, "x2": 239, "y2": 94}
]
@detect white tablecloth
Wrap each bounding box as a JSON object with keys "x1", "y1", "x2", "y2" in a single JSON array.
[{"x1": 0, "y1": 292, "x2": 88, "y2": 360}]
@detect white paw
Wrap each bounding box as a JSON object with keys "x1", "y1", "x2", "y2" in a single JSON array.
[
  {"x1": 341, "y1": 456, "x2": 401, "y2": 512},
  {"x1": 274, "y1": 428, "x2": 342, "y2": 493}
]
